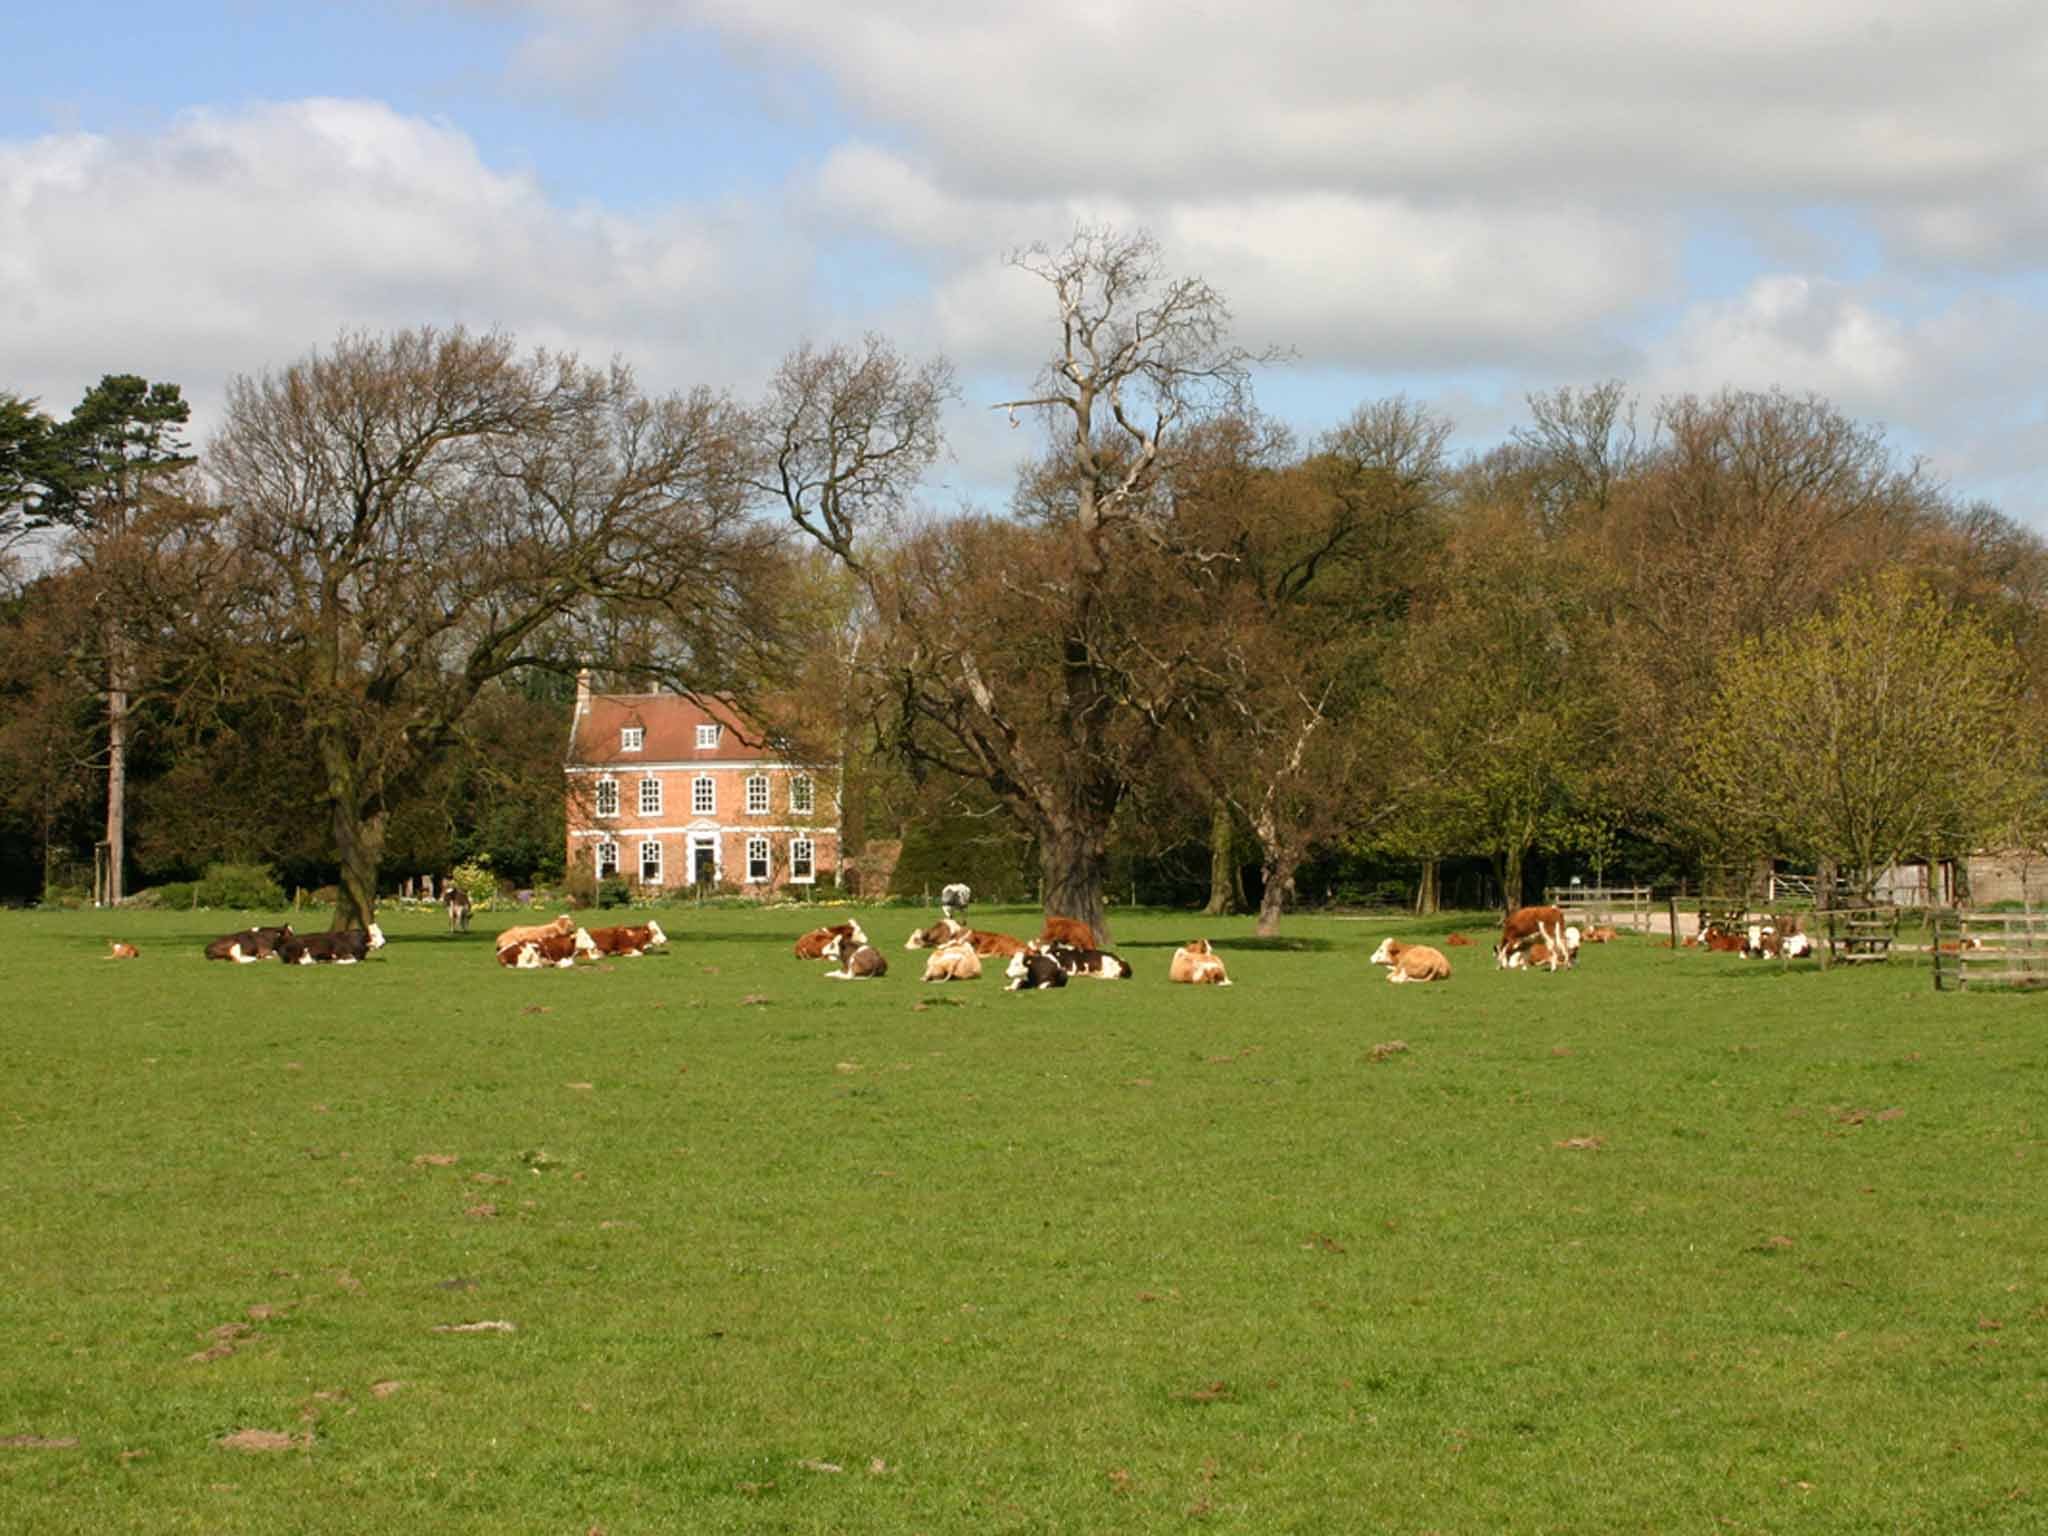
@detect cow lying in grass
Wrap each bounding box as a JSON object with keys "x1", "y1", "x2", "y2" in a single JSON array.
[
  {"x1": 1039, "y1": 916, "x2": 1098, "y2": 950},
  {"x1": 1005, "y1": 945, "x2": 1067, "y2": 991},
  {"x1": 1168, "y1": 939, "x2": 1231, "y2": 986},
  {"x1": 280, "y1": 925, "x2": 386, "y2": 965},
  {"x1": 205, "y1": 925, "x2": 295, "y2": 963},
  {"x1": 586, "y1": 921, "x2": 667, "y2": 957},
  {"x1": 823, "y1": 930, "x2": 888, "y2": 979},
  {"x1": 795, "y1": 921, "x2": 866, "y2": 959},
  {"x1": 905, "y1": 918, "x2": 967, "y2": 950},
  {"x1": 1369, "y1": 938, "x2": 1452, "y2": 983},
  {"x1": 496, "y1": 914, "x2": 575, "y2": 953},
  {"x1": 105, "y1": 941, "x2": 139, "y2": 960},
  {"x1": 1044, "y1": 942, "x2": 1132, "y2": 979},
  {"x1": 497, "y1": 927, "x2": 599, "y2": 968},
  {"x1": 921, "y1": 940, "x2": 982, "y2": 982}
]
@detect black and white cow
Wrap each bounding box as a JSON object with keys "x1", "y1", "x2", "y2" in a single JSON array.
[
  {"x1": 279, "y1": 924, "x2": 387, "y2": 965},
  {"x1": 204, "y1": 924, "x2": 295, "y2": 963},
  {"x1": 1004, "y1": 945, "x2": 1068, "y2": 991}
]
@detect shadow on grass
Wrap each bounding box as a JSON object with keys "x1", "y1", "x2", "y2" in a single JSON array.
[{"x1": 1119, "y1": 935, "x2": 1339, "y2": 954}]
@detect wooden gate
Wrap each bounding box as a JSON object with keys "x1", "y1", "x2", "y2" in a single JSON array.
[
  {"x1": 1824, "y1": 906, "x2": 1900, "y2": 966},
  {"x1": 1932, "y1": 909, "x2": 2048, "y2": 991}
]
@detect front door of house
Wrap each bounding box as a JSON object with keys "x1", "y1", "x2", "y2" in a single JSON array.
[{"x1": 691, "y1": 835, "x2": 718, "y2": 887}]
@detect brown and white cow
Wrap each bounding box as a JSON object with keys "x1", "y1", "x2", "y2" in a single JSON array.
[
  {"x1": 1168, "y1": 938, "x2": 1232, "y2": 986},
  {"x1": 498, "y1": 927, "x2": 599, "y2": 968},
  {"x1": 496, "y1": 914, "x2": 575, "y2": 953},
  {"x1": 1496, "y1": 905, "x2": 1574, "y2": 971},
  {"x1": 1369, "y1": 938, "x2": 1452, "y2": 983},
  {"x1": 823, "y1": 930, "x2": 888, "y2": 979},
  {"x1": 965, "y1": 929, "x2": 1026, "y2": 958},
  {"x1": 105, "y1": 940, "x2": 139, "y2": 960},
  {"x1": 795, "y1": 921, "x2": 867, "y2": 959},
  {"x1": 1039, "y1": 916, "x2": 1098, "y2": 951},
  {"x1": 444, "y1": 884, "x2": 473, "y2": 933},
  {"x1": 921, "y1": 940, "x2": 983, "y2": 982},
  {"x1": 587, "y1": 920, "x2": 668, "y2": 957},
  {"x1": 905, "y1": 918, "x2": 968, "y2": 951}
]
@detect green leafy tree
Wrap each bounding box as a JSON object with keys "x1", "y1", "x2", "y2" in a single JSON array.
[{"x1": 1687, "y1": 574, "x2": 2031, "y2": 897}]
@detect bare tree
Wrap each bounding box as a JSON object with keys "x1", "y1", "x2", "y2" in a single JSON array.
[{"x1": 194, "y1": 327, "x2": 785, "y2": 929}]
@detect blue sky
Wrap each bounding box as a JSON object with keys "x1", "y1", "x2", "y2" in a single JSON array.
[{"x1": 8, "y1": 0, "x2": 2046, "y2": 523}]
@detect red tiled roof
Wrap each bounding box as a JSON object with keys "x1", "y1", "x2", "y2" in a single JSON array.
[{"x1": 569, "y1": 693, "x2": 781, "y2": 767}]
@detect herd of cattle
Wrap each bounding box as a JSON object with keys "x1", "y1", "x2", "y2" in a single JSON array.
[{"x1": 166, "y1": 898, "x2": 1807, "y2": 978}]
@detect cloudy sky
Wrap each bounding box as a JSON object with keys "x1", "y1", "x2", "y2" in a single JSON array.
[{"x1": 7, "y1": 1, "x2": 2046, "y2": 523}]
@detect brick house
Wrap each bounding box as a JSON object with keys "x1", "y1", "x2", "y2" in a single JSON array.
[{"x1": 564, "y1": 673, "x2": 839, "y2": 893}]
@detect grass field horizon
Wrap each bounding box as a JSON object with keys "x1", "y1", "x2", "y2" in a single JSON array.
[{"x1": 3, "y1": 902, "x2": 2042, "y2": 1532}]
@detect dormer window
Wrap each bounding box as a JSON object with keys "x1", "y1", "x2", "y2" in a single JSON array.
[
  {"x1": 696, "y1": 724, "x2": 720, "y2": 750},
  {"x1": 621, "y1": 726, "x2": 644, "y2": 752}
]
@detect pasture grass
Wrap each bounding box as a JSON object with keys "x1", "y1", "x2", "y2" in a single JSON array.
[{"x1": 1, "y1": 904, "x2": 2043, "y2": 1533}]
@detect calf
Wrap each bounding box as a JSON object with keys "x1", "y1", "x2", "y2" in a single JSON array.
[
  {"x1": 496, "y1": 914, "x2": 575, "y2": 953},
  {"x1": 1699, "y1": 924, "x2": 1744, "y2": 954},
  {"x1": 921, "y1": 940, "x2": 983, "y2": 982},
  {"x1": 204, "y1": 924, "x2": 295, "y2": 963},
  {"x1": 587, "y1": 920, "x2": 667, "y2": 957},
  {"x1": 105, "y1": 940, "x2": 139, "y2": 960},
  {"x1": 904, "y1": 918, "x2": 968, "y2": 951},
  {"x1": 1496, "y1": 905, "x2": 1573, "y2": 971},
  {"x1": 1168, "y1": 938, "x2": 1232, "y2": 986},
  {"x1": 1004, "y1": 945, "x2": 1068, "y2": 991},
  {"x1": 1369, "y1": 938, "x2": 1452, "y2": 983},
  {"x1": 445, "y1": 885, "x2": 473, "y2": 933},
  {"x1": 1039, "y1": 916, "x2": 1098, "y2": 950},
  {"x1": 1045, "y1": 942, "x2": 1133, "y2": 979},
  {"x1": 280, "y1": 924, "x2": 386, "y2": 966},
  {"x1": 1444, "y1": 932, "x2": 1473, "y2": 947},
  {"x1": 794, "y1": 921, "x2": 867, "y2": 960}
]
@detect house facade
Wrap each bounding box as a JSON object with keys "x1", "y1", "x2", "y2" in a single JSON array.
[{"x1": 564, "y1": 673, "x2": 839, "y2": 894}]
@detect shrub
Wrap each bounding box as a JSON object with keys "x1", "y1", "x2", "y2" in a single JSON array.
[
  {"x1": 192, "y1": 862, "x2": 286, "y2": 910},
  {"x1": 449, "y1": 857, "x2": 497, "y2": 912},
  {"x1": 596, "y1": 877, "x2": 632, "y2": 910}
]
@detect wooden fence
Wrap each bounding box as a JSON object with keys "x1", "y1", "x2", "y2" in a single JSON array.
[
  {"x1": 1931, "y1": 909, "x2": 2048, "y2": 991},
  {"x1": 1544, "y1": 884, "x2": 1654, "y2": 934},
  {"x1": 1824, "y1": 905, "x2": 1900, "y2": 966}
]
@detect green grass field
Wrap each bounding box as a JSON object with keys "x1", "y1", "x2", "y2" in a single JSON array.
[{"x1": 2, "y1": 903, "x2": 2043, "y2": 1533}]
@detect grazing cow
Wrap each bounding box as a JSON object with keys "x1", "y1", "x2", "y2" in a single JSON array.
[
  {"x1": 445, "y1": 885, "x2": 473, "y2": 933},
  {"x1": 1044, "y1": 942, "x2": 1133, "y2": 979},
  {"x1": 280, "y1": 925, "x2": 386, "y2": 965},
  {"x1": 1004, "y1": 945, "x2": 1068, "y2": 991},
  {"x1": 1168, "y1": 938, "x2": 1232, "y2": 986},
  {"x1": 795, "y1": 921, "x2": 867, "y2": 959},
  {"x1": 106, "y1": 940, "x2": 139, "y2": 960},
  {"x1": 204, "y1": 924, "x2": 295, "y2": 963},
  {"x1": 905, "y1": 918, "x2": 968, "y2": 951},
  {"x1": 1369, "y1": 938, "x2": 1452, "y2": 983},
  {"x1": 1039, "y1": 916, "x2": 1098, "y2": 950},
  {"x1": 1496, "y1": 906, "x2": 1574, "y2": 971},
  {"x1": 1444, "y1": 932, "x2": 1473, "y2": 947},
  {"x1": 587, "y1": 920, "x2": 667, "y2": 957},
  {"x1": 823, "y1": 930, "x2": 888, "y2": 979},
  {"x1": 496, "y1": 914, "x2": 575, "y2": 953},
  {"x1": 940, "y1": 882, "x2": 972, "y2": 917},
  {"x1": 921, "y1": 940, "x2": 983, "y2": 982},
  {"x1": 965, "y1": 929, "x2": 1027, "y2": 958},
  {"x1": 498, "y1": 927, "x2": 599, "y2": 968}
]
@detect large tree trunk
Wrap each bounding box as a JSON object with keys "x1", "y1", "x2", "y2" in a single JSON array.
[
  {"x1": 1255, "y1": 856, "x2": 1298, "y2": 937},
  {"x1": 103, "y1": 638, "x2": 129, "y2": 907},
  {"x1": 1040, "y1": 813, "x2": 1112, "y2": 947},
  {"x1": 1203, "y1": 799, "x2": 1237, "y2": 917},
  {"x1": 332, "y1": 802, "x2": 386, "y2": 932},
  {"x1": 1415, "y1": 856, "x2": 1440, "y2": 915},
  {"x1": 1500, "y1": 843, "x2": 1527, "y2": 915}
]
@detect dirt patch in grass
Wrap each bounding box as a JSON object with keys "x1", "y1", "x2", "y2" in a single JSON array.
[{"x1": 218, "y1": 1429, "x2": 302, "y2": 1453}]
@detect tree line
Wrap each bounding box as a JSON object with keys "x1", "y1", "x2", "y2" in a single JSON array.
[{"x1": 4, "y1": 227, "x2": 2044, "y2": 934}]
